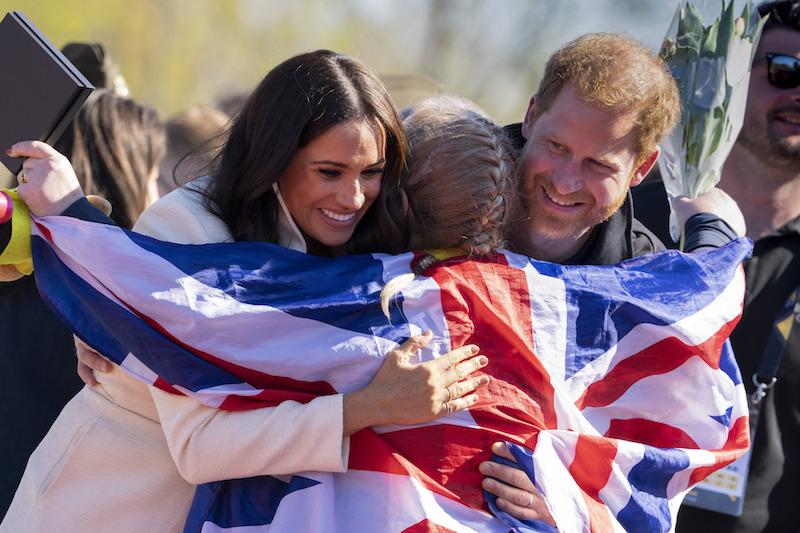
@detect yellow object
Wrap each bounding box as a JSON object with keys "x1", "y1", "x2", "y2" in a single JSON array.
[
  {"x1": 0, "y1": 189, "x2": 33, "y2": 275},
  {"x1": 426, "y1": 248, "x2": 465, "y2": 262}
]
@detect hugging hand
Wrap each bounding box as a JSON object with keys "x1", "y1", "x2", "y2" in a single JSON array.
[
  {"x1": 343, "y1": 331, "x2": 490, "y2": 435},
  {"x1": 480, "y1": 442, "x2": 556, "y2": 527},
  {"x1": 8, "y1": 141, "x2": 84, "y2": 217}
]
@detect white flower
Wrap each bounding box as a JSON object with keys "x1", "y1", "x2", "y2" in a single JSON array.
[
  {"x1": 693, "y1": 57, "x2": 727, "y2": 109},
  {"x1": 726, "y1": 37, "x2": 753, "y2": 87},
  {"x1": 657, "y1": 0, "x2": 766, "y2": 246}
]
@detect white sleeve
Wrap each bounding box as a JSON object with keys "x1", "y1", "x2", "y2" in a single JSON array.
[
  {"x1": 151, "y1": 389, "x2": 349, "y2": 484},
  {"x1": 134, "y1": 185, "x2": 350, "y2": 484}
]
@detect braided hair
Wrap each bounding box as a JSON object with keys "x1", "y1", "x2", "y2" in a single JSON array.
[
  {"x1": 380, "y1": 95, "x2": 517, "y2": 317},
  {"x1": 402, "y1": 95, "x2": 516, "y2": 254}
]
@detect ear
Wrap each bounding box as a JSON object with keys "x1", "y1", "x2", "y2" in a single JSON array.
[
  {"x1": 630, "y1": 147, "x2": 660, "y2": 187},
  {"x1": 520, "y1": 96, "x2": 537, "y2": 140}
]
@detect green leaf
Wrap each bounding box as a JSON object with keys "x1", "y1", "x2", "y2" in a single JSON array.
[
  {"x1": 701, "y1": 19, "x2": 719, "y2": 56},
  {"x1": 748, "y1": 8, "x2": 769, "y2": 64},
  {"x1": 716, "y1": 0, "x2": 735, "y2": 58},
  {"x1": 677, "y1": 2, "x2": 704, "y2": 54}
]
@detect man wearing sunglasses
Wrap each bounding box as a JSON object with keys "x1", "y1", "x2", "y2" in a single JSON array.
[{"x1": 633, "y1": 1, "x2": 800, "y2": 531}]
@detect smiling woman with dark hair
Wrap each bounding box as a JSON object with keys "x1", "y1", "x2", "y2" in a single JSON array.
[{"x1": 2, "y1": 50, "x2": 488, "y2": 532}]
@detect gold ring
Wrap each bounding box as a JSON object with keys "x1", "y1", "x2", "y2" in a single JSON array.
[
  {"x1": 443, "y1": 402, "x2": 453, "y2": 416},
  {"x1": 444, "y1": 385, "x2": 453, "y2": 402},
  {"x1": 18, "y1": 169, "x2": 28, "y2": 184},
  {"x1": 526, "y1": 491, "x2": 534, "y2": 508}
]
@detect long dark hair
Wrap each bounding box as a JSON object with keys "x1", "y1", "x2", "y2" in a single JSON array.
[
  {"x1": 55, "y1": 90, "x2": 165, "y2": 229},
  {"x1": 202, "y1": 50, "x2": 409, "y2": 253}
]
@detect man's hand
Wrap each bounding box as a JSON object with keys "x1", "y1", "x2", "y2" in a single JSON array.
[
  {"x1": 480, "y1": 442, "x2": 556, "y2": 527},
  {"x1": 74, "y1": 335, "x2": 113, "y2": 387},
  {"x1": 671, "y1": 187, "x2": 746, "y2": 237}
]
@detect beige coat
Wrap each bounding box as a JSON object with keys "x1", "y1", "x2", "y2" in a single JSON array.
[{"x1": 1, "y1": 181, "x2": 349, "y2": 532}]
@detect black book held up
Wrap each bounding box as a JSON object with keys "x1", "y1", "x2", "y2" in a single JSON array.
[{"x1": 0, "y1": 11, "x2": 94, "y2": 175}]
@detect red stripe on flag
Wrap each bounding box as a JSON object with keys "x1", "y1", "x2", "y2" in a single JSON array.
[
  {"x1": 605, "y1": 418, "x2": 699, "y2": 449},
  {"x1": 32, "y1": 220, "x2": 53, "y2": 243},
  {"x1": 688, "y1": 415, "x2": 750, "y2": 485},
  {"x1": 569, "y1": 434, "x2": 617, "y2": 501},
  {"x1": 576, "y1": 316, "x2": 741, "y2": 409},
  {"x1": 423, "y1": 253, "x2": 558, "y2": 431},
  {"x1": 402, "y1": 519, "x2": 458, "y2": 533},
  {"x1": 377, "y1": 423, "x2": 532, "y2": 511},
  {"x1": 218, "y1": 390, "x2": 326, "y2": 410},
  {"x1": 569, "y1": 434, "x2": 618, "y2": 532},
  {"x1": 348, "y1": 430, "x2": 462, "y2": 502},
  {"x1": 153, "y1": 376, "x2": 182, "y2": 395}
]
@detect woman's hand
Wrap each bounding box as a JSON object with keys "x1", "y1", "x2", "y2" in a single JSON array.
[
  {"x1": 480, "y1": 442, "x2": 556, "y2": 527},
  {"x1": 670, "y1": 187, "x2": 746, "y2": 237},
  {"x1": 74, "y1": 335, "x2": 113, "y2": 387},
  {"x1": 343, "y1": 331, "x2": 489, "y2": 435},
  {"x1": 7, "y1": 141, "x2": 84, "y2": 216}
]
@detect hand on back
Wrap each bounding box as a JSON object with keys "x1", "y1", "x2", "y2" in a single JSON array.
[{"x1": 343, "y1": 331, "x2": 490, "y2": 434}]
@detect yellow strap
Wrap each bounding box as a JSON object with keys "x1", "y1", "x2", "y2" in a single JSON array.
[
  {"x1": 0, "y1": 189, "x2": 33, "y2": 275},
  {"x1": 426, "y1": 248, "x2": 465, "y2": 261}
]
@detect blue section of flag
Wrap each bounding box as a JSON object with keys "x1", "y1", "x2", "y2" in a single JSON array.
[
  {"x1": 531, "y1": 243, "x2": 750, "y2": 379},
  {"x1": 711, "y1": 406, "x2": 734, "y2": 427},
  {"x1": 184, "y1": 475, "x2": 320, "y2": 530},
  {"x1": 617, "y1": 448, "x2": 690, "y2": 532},
  {"x1": 33, "y1": 235, "x2": 245, "y2": 391},
  {"x1": 719, "y1": 340, "x2": 743, "y2": 386},
  {"x1": 128, "y1": 231, "x2": 411, "y2": 344}
]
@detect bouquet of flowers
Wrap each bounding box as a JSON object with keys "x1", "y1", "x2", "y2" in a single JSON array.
[{"x1": 658, "y1": 0, "x2": 767, "y2": 243}]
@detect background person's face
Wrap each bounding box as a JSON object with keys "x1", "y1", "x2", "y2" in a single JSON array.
[
  {"x1": 736, "y1": 28, "x2": 800, "y2": 166},
  {"x1": 278, "y1": 119, "x2": 385, "y2": 248},
  {"x1": 519, "y1": 85, "x2": 647, "y2": 243}
]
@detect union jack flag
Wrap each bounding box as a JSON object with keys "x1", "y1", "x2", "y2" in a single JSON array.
[{"x1": 30, "y1": 213, "x2": 751, "y2": 533}]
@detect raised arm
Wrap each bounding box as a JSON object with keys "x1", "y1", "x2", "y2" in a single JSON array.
[{"x1": 670, "y1": 187, "x2": 746, "y2": 251}]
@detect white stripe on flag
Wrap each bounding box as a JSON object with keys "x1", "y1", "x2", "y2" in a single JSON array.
[
  {"x1": 530, "y1": 431, "x2": 595, "y2": 532},
  {"x1": 38, "y1": 217, "x2": 400, "y2": 393}
]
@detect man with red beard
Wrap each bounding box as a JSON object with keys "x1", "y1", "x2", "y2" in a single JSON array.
[
  {"x1": 632, "y1": 2, "x2": 800, "y2": 531},
  {"x1": 504, "y1": 33, "x2": 677, "y2": 266},
  {"x1": 478, "y1": 32, "x2": 685, "y2": 525}
]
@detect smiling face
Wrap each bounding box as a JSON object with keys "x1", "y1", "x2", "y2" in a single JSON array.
[
  {"x1": 517, "y1": 84, "x2": 656, "y2": 259},
  {"x1": 278, "y1": 119, "x2": 386, "y2": 249},
  {"x1": 737, "y1": 28, "x2": 800, "y2": 166}
]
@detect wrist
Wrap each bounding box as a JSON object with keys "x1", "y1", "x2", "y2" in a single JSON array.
[
  {"x1": 52, "y1": 189, "x2": 86, "y2": 216},
  {"x1": 343, "y1": 386, "x2": 382, "y2": 436}
]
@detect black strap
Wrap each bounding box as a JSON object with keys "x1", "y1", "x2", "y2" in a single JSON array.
[{"x1": 750, "y1": 286, "x2": 800, "y2": 406}]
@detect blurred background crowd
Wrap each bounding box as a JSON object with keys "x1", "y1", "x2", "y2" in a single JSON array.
[{"x1": 0, "y1": 0, "x2": 681, "y2": 125}]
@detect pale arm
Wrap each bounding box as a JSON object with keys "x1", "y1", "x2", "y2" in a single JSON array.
[{"x1": 136, "y1": 188, "x2": 350, "y2": 483}]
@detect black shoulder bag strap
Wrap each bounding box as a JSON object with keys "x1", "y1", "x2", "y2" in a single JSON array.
[{"x1": 748, "y1": 286, "x2": 800, "y2": 439}]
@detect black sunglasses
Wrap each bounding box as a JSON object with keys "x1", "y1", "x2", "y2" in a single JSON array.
[{"x1": 760, "y1": 53, "x2": 800, "y2": 89}]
